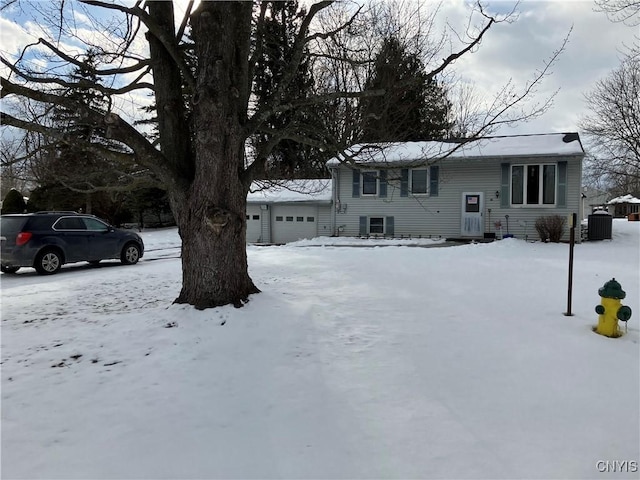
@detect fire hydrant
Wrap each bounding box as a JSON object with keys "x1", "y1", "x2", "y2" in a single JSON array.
[{"x1": 594, "y1": 278, "x2": 632, "y2": 337}]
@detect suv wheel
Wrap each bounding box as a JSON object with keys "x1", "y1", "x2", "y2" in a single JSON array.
[
  {"x1": 121, "y1": 243, "x2": 141, "y2": 265},
  {"x1": 35, "y1": 249, "x2": 62, "y2": 275},
  {"x1": 1, "y1": 266, "x2": 20, "y2": 274}
]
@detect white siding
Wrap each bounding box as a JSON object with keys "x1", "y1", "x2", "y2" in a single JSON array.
[
  {"x1": 246, "y1": 205, "x2": 263, "y2": 243},
  {"x1": 333, "y1": 155, "x2": 583, "y2": 242},
  {"x1": 317, "y1": 205, "x2": 332, "y2": 237}
]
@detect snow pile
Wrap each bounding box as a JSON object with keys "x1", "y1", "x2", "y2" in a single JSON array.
[
  {"x1": 1, "y1": 220, "x2": 638, "y2": 479},
  {"x1": 287, "y1": 235, "x2": 447, "y2": 247}
]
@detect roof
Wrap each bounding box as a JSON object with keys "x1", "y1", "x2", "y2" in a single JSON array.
[
  {"x1": 607, "y1": 194, "x2": 640, "y2": 205},
  {"x1": 326, "y1": 133, "x2": 584, "y2": 167},
  {"x1": 247, "y1": 179, "x2": 332, "y2": 203}
]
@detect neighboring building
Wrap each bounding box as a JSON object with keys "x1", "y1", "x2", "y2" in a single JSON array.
[
  {"x1": 246, "y1": 179, "x2": 332, "y2": 243},
  {"x1": 607, "y1": 194, "x2": 640, "y2": 218},
  {"x1": 326, "y1": 133, "x2": 585, "y2": 241}
]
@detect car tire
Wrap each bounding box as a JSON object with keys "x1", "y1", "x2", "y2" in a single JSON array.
[
  {"x1": 1, "y1": 266, "x2": 20, "y2": 274},
  {"x1": 121, "y1": 242, "x2": 141, "y2": 265},
  {"x1": 35, "y1": 249, "x2": 63, "y2": 275}
]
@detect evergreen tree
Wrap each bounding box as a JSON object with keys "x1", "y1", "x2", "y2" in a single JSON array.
[
  {"x1": 1, "y1": 188, "x2": 27, "y2": 214},
  {"x1": 36, "y1": 50, "x2": 145, "y2": 213},
  {"x1": 360, "y1": 37, "x2": 452, "y2": 142},
  {"x1": 252, "y1": 1, "x2": 327, "y2": 178}
]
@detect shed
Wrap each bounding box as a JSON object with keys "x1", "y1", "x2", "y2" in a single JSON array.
[{"x1": 607, "y1": 194, "x2": 640, "y2": 218}]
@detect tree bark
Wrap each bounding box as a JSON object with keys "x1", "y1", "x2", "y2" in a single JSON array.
[{"x1": 172, "y1": 2, "x2": 259, "y2": 309}]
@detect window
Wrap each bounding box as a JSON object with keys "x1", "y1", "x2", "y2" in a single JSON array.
[
  {"x1": 369, "y1": 217, "x2": 384, "y2": 234},
  {"x1": 252, "y1": 215, "x2": 259, "y2": 220},
  {"x1": 411, "y1": 169, "x2": 428, "y2": 195},
  {"x1": 286, "y1": 216, "x2": 293, "y2": 222},
  {"x1": 275, "y1": 216, "x2": 283, "y2": 221},
  {"x1": 246, "y1": 215, "x2": 250, "y2": 220},
  {"x1": 511, "y1": 164, "x2": 556, "y2": 206},
  {"x1": 296, "y1": 216, "x2": 304, "y2": 222},
  {"x1": 306, "y1": 217, "x2": 314, "y2": 222},
  {"x1": 362, "y1": 171, "x2": 377, "y2": 195},
  {"x1": 53, "y1": 217, "x2": 86, "y2": 230},
  {"x1": 82, "y1": 217, "x2": 109, "y2": 232}
]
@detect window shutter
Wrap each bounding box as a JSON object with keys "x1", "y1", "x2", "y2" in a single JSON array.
[
  {"x1": 429, "y1": 166, "x2": 439, "y2": 196},
  {"x1": 379, "y1": 170, "x2": 387, "y2": 198},
  {"x1": 359, "y1": 216, "x2": 367, "y2": 235},
  {"x1": 400, "y1": 169, "x2": 409, "y2": 197},
  {"x1": 352, "y1": 169, "x2": 360, "y2": 198},
  {"x1": 557, "y1": 161, "x2": 567, "y2": 207},
  {"x1": 500, "y1": 163, "x2": 510, "y2": 208},
  {"x1": 386, "y1": 216, "x2": 394, "y2": 236}
]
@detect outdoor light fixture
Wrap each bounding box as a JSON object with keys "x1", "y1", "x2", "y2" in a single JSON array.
[{"x1": 495, "y1": 190, "x2": 500, "y2": 198}]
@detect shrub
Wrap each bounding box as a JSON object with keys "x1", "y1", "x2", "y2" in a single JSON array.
[
  {"x1": 535, "y1": 215, "x2": 566, "y2": 243},
  {"x1": 1, "y1": 189, "x2": 27, "y2": 214}
]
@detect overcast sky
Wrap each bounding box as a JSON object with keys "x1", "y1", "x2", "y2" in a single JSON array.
[
  {"x1": 0, "y1": 0, "x2": 637, "y2": 141},
  {"x1": 442, "y1": 0, "x2": 638, "y2": 137}
]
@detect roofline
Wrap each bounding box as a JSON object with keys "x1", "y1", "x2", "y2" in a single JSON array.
[
  {"x1": 247, "y1": 199, "x2": 332, "y2": 205},
  {"x1": 326, "y1": 132, "x2": 585, "y2": 167},
  {"x1": 328, "y1": 152, "x2": 585, "y2": 169}
]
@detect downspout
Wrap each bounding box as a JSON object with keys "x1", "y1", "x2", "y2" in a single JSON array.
[{"x1": 331, "y1": 166, "x2": 339, "y2": 236}]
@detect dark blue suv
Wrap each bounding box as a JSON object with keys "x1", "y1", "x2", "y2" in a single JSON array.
[{"x1": 1, "y1": 212, "x2": 144, "y2": 275}]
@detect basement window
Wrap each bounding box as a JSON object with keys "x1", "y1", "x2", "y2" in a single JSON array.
[{"x1": 369, "y1": 217, "x2": 384, "y2": 234}]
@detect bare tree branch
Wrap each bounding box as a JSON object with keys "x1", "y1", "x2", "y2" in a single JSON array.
[{"x1": 80, "y1": 0, "x2": 196, "y2": 91}]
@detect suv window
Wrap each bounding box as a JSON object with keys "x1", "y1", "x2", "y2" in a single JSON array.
[
  {"x1": 54, "y1": 217, "x2": 86, "y2": 230},
  {"x1": 82, "y1": 217, "x2": 110, "y2": 232},
  {"x1": 0, "y1": 216, "x2": 27, "y2": 234},
  {"x1": 25, "y1": 216, "x2": 57, "y2": 230}
]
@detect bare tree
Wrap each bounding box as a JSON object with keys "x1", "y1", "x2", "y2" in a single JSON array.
[
  {"x1": 580, "y1": 56, "x2": 640, "y2": 196},
  {"x1": 0, "y1": 136, "x2": 34, "y2": 197},
  {"x1": 1, "y1": 0, "x2": 566, "y2": 309},
  {"x1": 595, "y1": 0, "x2": 640, "y2": 25},
  {"x1": 595, "y1": 0, "x2": 639, "y2": 58}
]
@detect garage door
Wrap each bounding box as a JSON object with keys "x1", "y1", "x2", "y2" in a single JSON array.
[
  {"x1": 272, "y1": 205, "x2": 318, "y2": 243},
  {"x1": 246, "y1": 205, "x2": 262, "y2": 242}
]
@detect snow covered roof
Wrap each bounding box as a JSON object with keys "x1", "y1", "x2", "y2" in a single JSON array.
[
  {"x1": 247, "y1": 179, "x2": 332, "y2": 203},
  {"x1": 326, "y1": 133, "x2": 584, "y2": 167},
  {"x1": 607, "y1": 194, "x2": 640, "y2": 205}
]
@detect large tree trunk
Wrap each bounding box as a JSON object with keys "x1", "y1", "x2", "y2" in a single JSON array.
[
  {"x1": 172, "y1": 2, "x2": 259, "y2": 309},
  {"x1": 173, "y1": 171, "x2": 259, "y2": 309}
]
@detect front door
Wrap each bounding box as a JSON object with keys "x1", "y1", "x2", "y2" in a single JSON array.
[{"x1": 461, "y1": 192, "x2": 484, "y2": 237}]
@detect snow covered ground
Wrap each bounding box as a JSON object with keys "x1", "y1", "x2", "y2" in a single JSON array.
[{"x1": 1, "y1": 220, "x2": 639, "y2": 479}]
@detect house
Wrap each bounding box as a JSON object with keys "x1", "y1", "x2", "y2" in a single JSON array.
[
  {"x1": 607, "y1": 194, "x2": 640, "y2": 218},
  {"x1": 245, "y1": 179, "x2": 332, "y2": 243},
  {"x1": 326, "y1": 133, "x2": 585, "y2": 241}
]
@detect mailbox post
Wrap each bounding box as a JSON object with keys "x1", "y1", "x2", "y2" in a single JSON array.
[{"x1": 564, "y1": 213, "x2": 577, "y2": 316}]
